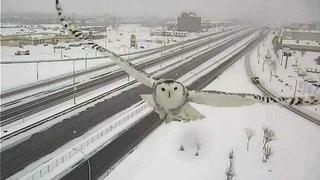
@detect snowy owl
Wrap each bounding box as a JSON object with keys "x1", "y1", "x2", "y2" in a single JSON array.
[{"x1": 55, "y1": 0, "x2": 320, "y2": 123}]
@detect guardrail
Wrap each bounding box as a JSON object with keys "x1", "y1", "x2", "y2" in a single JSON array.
[{"x1": 20, "y1": 102, "x2": 151, "y2": 180}]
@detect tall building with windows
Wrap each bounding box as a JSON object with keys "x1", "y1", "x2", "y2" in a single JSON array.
[{"x1": 177, "y1": 11, "x2": 201, "y2": 32}]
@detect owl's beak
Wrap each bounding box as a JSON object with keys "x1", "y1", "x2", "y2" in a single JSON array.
[{"x1": 168, "y1": 91, "x2": 171, "y2": 98}]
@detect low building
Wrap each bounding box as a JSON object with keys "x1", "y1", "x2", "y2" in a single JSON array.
[
  {"x1": 201, "y1": 20, "x2": 231, "y2": 31},
  {"x1": 283, "y1": 30, "x2": 320, "y2": 41},
  {"x1": 150, "y1": 30, "x2": 187, "y2": 37},
  {"x1": 0, "y1": 33, "x2": 77, "y2": 46},
  {"x1": 0, "y1": 32, "x2": 105, "y2": 47},
  {"x1": 280, "y1": 29, "x2": 320, "y2": 52}
]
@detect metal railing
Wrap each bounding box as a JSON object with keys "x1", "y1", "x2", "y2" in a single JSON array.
[{"x1": 20, "y1": 102, "x2": 151, "y2": 180}]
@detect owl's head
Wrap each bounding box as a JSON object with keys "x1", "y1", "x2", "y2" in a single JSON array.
[{"x1": 154, "y1": 80, "x2": 188, "y2": 110}]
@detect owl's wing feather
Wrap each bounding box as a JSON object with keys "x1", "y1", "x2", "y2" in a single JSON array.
[
  {"x1": 188, "y1": 90, "x2": 320, "y2": 107},
  {"x1": 55, "y1": 0, "x2": 156, "y2": 88}
]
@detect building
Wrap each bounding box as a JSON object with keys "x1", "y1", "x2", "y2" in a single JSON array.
[
  {"x1": 150, "y1": 30, "x2": 187, "y2": 37},
  {"x1": 1, "y1": 31, "x2": 105, "y2": 47},
  {"x1": 201, "y1": 20, "x2": 231, "y2": 31},
  {"x1": 177, "y1": 11, "x2": 201, "y2": 32},
  {"x1": 280, "y1": 29, "x2": 320, "y2": 52},
  {"x1": 283, "y1": 30, "x2": 320, "y2": 41}
]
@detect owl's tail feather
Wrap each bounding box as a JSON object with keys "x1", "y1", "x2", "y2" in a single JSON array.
[{"x1": 171, "y1": 103, "x2": 205, "y2": 122}]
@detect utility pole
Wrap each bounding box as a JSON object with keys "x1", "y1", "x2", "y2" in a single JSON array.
[
  {"x1": 182, "y1": 36, "x2": 185, "y2": 60},
  {"x1": 288, "y1": 76, "x2": 297, "y2": 98},
  {"x1": 36, "y1": 62, "x2": 39, "y2": 80},
  {"x1": 65, "y1": 55, "x2": 76, "y2": 104},
  {"x1": 85, "y1": 52, "x2": 90, "y2": 68},
  {"x1": 105, "y1": 26, "x2": 107, "y2": 48},
  {"x1": 73, "y1": 58, "x2": 76, "y2": 105}
]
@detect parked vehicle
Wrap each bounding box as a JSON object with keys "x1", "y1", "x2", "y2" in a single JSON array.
[
  {"x1": 64, "y1": 46, "x2": 71, "y2": 50},
  {"x1": 251, "y1": 77, "x2": 260, "y2": 84},
  {"x1": 70, "y1": 43, "x2": 82, "y2": 47},
  {"x1": 54, "y1": 46, "x2": 65, "y2": 49},
  {"x1": 15, "y1": 50, "x2": 30, "y2": 55}
]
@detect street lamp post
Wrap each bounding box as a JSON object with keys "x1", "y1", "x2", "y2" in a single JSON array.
[
  {"x1": 85, "y1": 52, "x2": 90, "y2": 68},
  {"x1": 182, "y1": 36, "x2": 185, "y2": 60},
  {"x1": 36, "y1": 62, "x2": 39, "y2": 80},
  {"x1": 73, "y1": 148, "x2": 91, "y2": 180},
  {"x1": 257, "y1": 44, "x2": 260, "y2": 64},
  {"x1": 105, "y1": 26, "x2": 108, "y2": 48},
  {"x1": 269, "y1": 62, "x2": 274, "y2": 83},
  {"x1": 303, "y1": 79, "x2": 307, "y2": 95},
  {"x1": 72, "y1": 58, "x2": 76, "y2": 104},
  {"x1": 121, "y1": 45, "x2": 131, "y2": 81},
  {"x1": 262, "y1": 57, "x2": 266, "y2": 72},
  {"x1": 288, "y1": 75, "x2": 297, "y2": 98},
  {"x1": 65, "y1": 55, "x2": 76, "y2": 104}
]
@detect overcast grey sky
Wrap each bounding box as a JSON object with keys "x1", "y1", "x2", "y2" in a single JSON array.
[{"x1": 2, "y1": 0, "x2": 320, "y2": 23}]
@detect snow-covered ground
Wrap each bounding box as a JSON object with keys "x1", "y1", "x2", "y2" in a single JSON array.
[
  {"x1": 249, "y1": 32, "x2": 320, "y2": 117},
  {"x1": 8, "y1": 29, "x2": 255, "y2": 180},
  {"x1": 1, "y1": 24, "x2": 224, "y2": 91},
  {"x1": 105, "y1": 57, "x2": 320, "y2": 180},
  {"x1": 1, "y1": 24, "x2": 162, "y2": 90}
]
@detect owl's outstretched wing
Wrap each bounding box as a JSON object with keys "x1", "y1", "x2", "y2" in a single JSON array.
[
  {"x1": 187, "y1": 90, "x2": 320, "y2": 107},
  {"x1": 55, "y1": 0, "x2": 156, "y2": 88}
]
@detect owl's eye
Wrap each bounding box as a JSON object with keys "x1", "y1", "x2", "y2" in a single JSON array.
[
  {"x1": 174, "y1": 87, "x2": 178, "y2": 90},
  {"x1": 161, "y1": 88, "x2": 165, "y2": 91}
]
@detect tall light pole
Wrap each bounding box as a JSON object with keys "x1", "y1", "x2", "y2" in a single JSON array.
[
  {"x1": 269, "y1": 61, "x2": 274, "y2": 84},
  {"x1": 36, "y1": 62, "x2": 39, "y2": 80},
  {"x1": 303, "y1": 79, "x2": 307, "y2": 95},
  {"x1": 105, "y1": 26, "x2": 108, "y2": 48},
  {"x1": 61, "y1": 48, "x2": 63, "y2": 59},
  {"x1": 262, "y1": 57, "x2": 266, "y2": 72},
  {"x1": 288, "y1": 75, "x2": 297, "y2": 98},
  {"x1": 73, "y1": 148, "x2": 91, "y2": 180},
  {"x1": 121, "y1": 45, "x2": 130, "y2": 59},
  {"x1": 181, "y1": 35, "x2": 185, "y2": 60},
  {"x1": 85, "y1": 52, "x2": 90, "y2": 68},
  {"x1": 65, "y1": 55, "x2": 76, "y2": 104},
  {"x1": 121, "y1": 45, "x2": 131, "y2": 81},
  {"x1": 257, "y1": 44, "x2": 260, "y2": 64},
  {"x1": 72, "y1": 58, "x2": 76, "y2": 105}
]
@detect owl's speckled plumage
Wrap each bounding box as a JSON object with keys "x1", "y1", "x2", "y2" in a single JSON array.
[{"x1": 55, "y1": 0, "x2": 320, "y2": 123}]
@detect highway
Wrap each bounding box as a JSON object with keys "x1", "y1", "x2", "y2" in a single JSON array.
[
  {"x1": 0, "y1": 29, "x2": 257, "y2": 179},
  {"x1": 0, "y1": 29, "x2": 244, "y2": 126},
  {"x1": 0, "y1": 29, "x2": 232, "y2": 99},
  {"x1": 60, "y1": 29, "x2": 267, "y2": 180}
]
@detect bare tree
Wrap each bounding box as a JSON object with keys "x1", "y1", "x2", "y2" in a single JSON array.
[
  {"x1": 263, "y1": 145, "x2": 273, "y2": 163},
  {"x1": 228, "y1": 149, "x2": 235, "y2": 160},
  {"x1": 225, "y1": 150, "x2": 236, "y2": 180},
  {"x1": 195, "y1": 141, "x2": 201, "y2": 156},
  {"x1": 245, "y1": 128, "x2": 255, "y2": 151},
  {"x1": 179, "y1": 144, "x2": 185, "y2": 151},
  {"x1": 262, "y1": 127, "x2": 275, "y2": 149}
]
